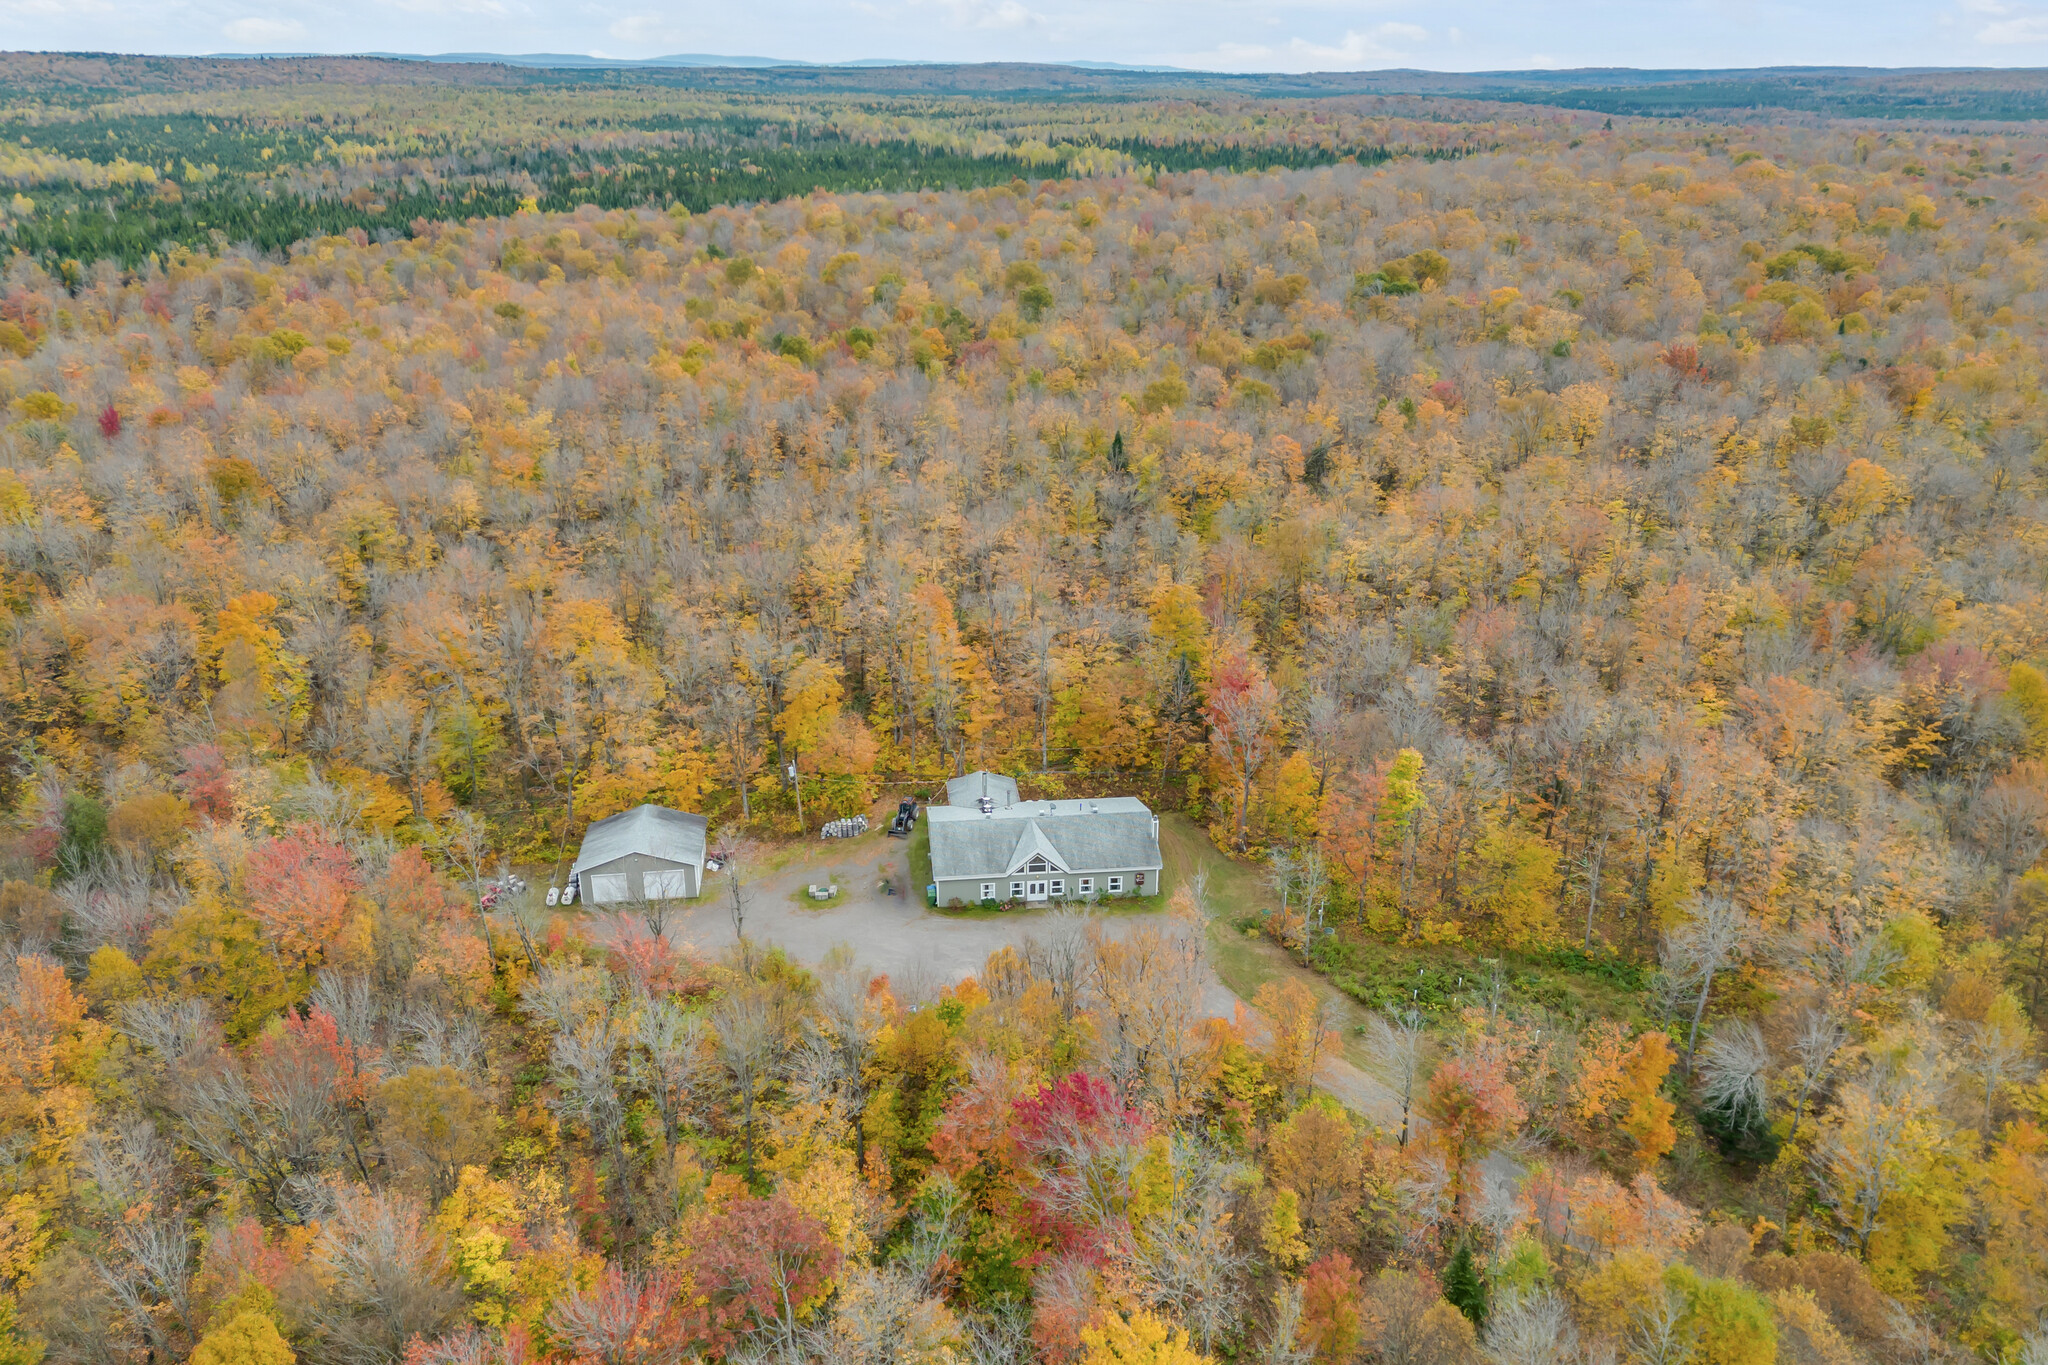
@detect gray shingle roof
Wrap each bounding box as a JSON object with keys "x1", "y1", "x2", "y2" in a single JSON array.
[
  {"x1": 927, "y1": 797, "x2": 1161, "y2": 881},
  {"x1": 945, "y1": 770, "x2": 1020, "y2": 809},
  {"x1": 572, "y1": 804, "x2": 708, "y2": 876}
]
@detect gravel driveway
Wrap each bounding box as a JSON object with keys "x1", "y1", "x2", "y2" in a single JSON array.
[{"x1": 593, "y1": 824, "x2": 1400, "y2": 1123}]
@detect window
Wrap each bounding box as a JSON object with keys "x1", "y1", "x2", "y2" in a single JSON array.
[
  {"x1": 980, "y1": 882, "x2": 996, "y2": 900},
  {"x1": 1108, "y1": 876, "x2": 1123, "y2": 893},
  {"x1": 1049, "y1": 879, "x2": 1065, "y2": 895},
  {"x1": 1079, "y1": 877, "x2": 1093, "y2": 894},
  {"x1": 1011, "y1": 881, "x2": 1024, "y2": 899},
  {"x1": 1027, "y1": 857, "x2": 1049, "y2": 873}
]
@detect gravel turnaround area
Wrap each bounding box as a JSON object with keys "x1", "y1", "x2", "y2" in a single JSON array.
[{"x1": 587, "y1": 823, "x2": 1400, "y2": 1122}]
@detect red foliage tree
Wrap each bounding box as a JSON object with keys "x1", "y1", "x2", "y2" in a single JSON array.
[
  {"x1": 1421, "y1": 1052, "x2": 1527, "y2": 1203},
  {"x1": 1299, "y1": 1251, "x2": 1366, "y2": 1364},
  {"x1": 1204, "y1": 649, "x2": 1281, "y2": 852},
  {"x1": 674, "y1": 1196, "x2": 839, "y2": 1356},
  {"x1": 1008, "y1": 1071, "x2": 1153, "y2": 1262},
  {"x1": 243, "y1": 826, "x2": 359, "y2": 965},
  {"x1": 548, "y1": 1265, "x2": 682, "y2": 1365},
  {"x1": 177, "y1": 744, "x2": 236, "y2": 822},
  {"x1": 608, "y1": 917, "x2": 681, "y2": 996},
  {"x1": 376, "y1": 845, "x2": 453, "y2": 925}
]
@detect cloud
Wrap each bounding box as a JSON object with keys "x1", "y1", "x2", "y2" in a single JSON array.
[
  {"x1": 1976, "y1": 10, "x2": 2048, "y2": 37},
  {"x1": 1, "y1": 0, "x2": 112, "y2": 15},
  {"x1": 1174, "y1": 21, "x2": 1426, "y2": 70},
  {"x1": 222, "y1": 15, "x2": 308, "y2": 44},
  {"x1": 853, "y1": 0, "x2": 1044, "y2": 30},
  {"x1": 608, "y1": 13, "x2": 678, "y2": 44},
  {"x1": 380, "y1": 0, "x2": 509, "y2": 14}
]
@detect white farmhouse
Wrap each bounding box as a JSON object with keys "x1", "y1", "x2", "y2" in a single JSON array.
[
  {"x1": 572, "y1": 804, "x2": 708, "y2": 904},
  {"x1": 927, "y1": 771, "x2": 1162, "y2": 907}
]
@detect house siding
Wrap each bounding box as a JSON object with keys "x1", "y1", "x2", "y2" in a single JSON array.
[
  {"x1": 581, "y1": 852, "x2": 699, "y2": 902},
  {"x1": 935, "y1": 866, "x2": 1158, "y2": 907}
]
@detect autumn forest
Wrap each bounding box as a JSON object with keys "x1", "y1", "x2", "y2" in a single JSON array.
[{"x1": 0, "y1": 51, "x2": 2046, "y2": 1365}]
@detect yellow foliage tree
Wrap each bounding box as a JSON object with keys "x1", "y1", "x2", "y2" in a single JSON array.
[{"x1": 1080, "y1": 1310, "x2": 1213, "y2": 1365}]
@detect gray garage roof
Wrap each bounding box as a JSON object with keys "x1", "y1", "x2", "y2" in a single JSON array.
[
  {"x1": 946, "y1": 769, "x2": 1020, "y2": 809},
  {"x1": 927, "y1": 797, "x2": 1161, "y2": 881},
  {"x1": 573, "y1": 804, "x2": 708, "y2": 876}
]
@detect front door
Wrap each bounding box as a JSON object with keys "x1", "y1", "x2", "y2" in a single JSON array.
[{"x1": 1026, "y1": 880, "x2": 1049, "y2": 902}]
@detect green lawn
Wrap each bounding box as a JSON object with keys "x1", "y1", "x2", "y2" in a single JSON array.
[
  {"x1": 1154, "y1": 812, "x2": 1646, "y2": 1074},
  {"x1": 908, "y1": 818, "x2": 932, "y2": 900}
]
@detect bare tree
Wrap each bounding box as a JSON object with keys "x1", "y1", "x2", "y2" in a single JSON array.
[
  {"x1": 712, "y1": 987, "x2": 785, "y2": 1180},
  {"x1": 1579, "y1": 828, "x2": 1610, "y2": 951},
  {"x1": 519, "y1": 964, "x2": 611, "y2": 1035},
  {"x1": 718, "y1": 835, "x2": 761, "y2": 974},
  {"x1": 1112, "y1": 1136, "x2": 1250, "y2": 1354},
  {"x1": 1265, "y1": 848, "x2": 1301, "y2": 930},
  {"x1": 1023, "y1": 904, "x2": 1091, "y2": 1022},
  {"x1": 176, "y1": 1038, "x2": 347, "y2": 1222},
  {"x1": 81, "y1": 1121, "x2": 192, "y2": 1360},
  {"x1": 400, "y1": 1002, "x2": 487, "y2": 1078},
  {"x1": 1265, "y1": 1280, "x2": 1313, "y2": 1365},
  {"x1": 705, "y1": 681, "x2": 759, "y2": 821},
  {"x1": 1696, "y1": 1018, "x2": 1771, "y2": 1134},
  {"x1": 311, "y1": 969, "x2": 384, "y2": 1052},
  {"x1": 629, "y1": 997, "x2": 708, "y2": 1153},
  {"x1": 310, "y1": 1184, "x2": 464, "y2": 1365},
  {"x1": 1295, "y1": 847, "x2": 1331, "y2": 963},
  {"x1": 118, "y1": 997, "x2": 217, "y2": 1063},
  {"x1": 1626, "y1": 1287, "x2": 1697, "y2": 1365},
  {"x1": 551, "y1": 1015, "x2": 634, "y2": 1221},
  {"x1": 1661, "y1": 895, "x2": 1755, "y2": 1076},
  {"x1": 791, "y1": 949, "x2": 885, "y2": 1158},
  {"x1": 1782, "y1": 906, "x2": 1901, "y2": 1009},
  {"x1": 58, "y1": 848, "x2": 173, "y2": 961},
  {"x1": 434, "y1": 809, "x2": 499, "y2": 963},
  {"x1": 961, "y1": 1300, "x2": 1035, "y2": 1365},
  {"x1": 1482, "y1": 1288, "x2": 1577, "y2": 1365},
  {"x1": 633, "y1": 893, "x2": 674, "y2": 942},
  {"x1": 1961, "y1": 1016, "x2": 2039, "y2": 1141},
  {"x1": 1785, "y1": 1007, "x2": 1848, "y2": 1144},
  {"x1": 496, "y1": 886, "x2": 553, "y2": 978},
  {"x1": 286, "y1": 769, "x2": 369, "y2": 845},
  {"x1": 1366, "y1": 1008, "x2": 1429, "y2": 1147}
]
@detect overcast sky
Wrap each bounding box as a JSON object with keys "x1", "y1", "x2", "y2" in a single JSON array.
[{"x1": 1, "y1": 0, "x2": 2037, "y2": 74}]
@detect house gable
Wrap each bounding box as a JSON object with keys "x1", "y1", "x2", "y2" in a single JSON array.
[{"x1": 1006, "y1": 822, "x2": 1069, "y2": 875}]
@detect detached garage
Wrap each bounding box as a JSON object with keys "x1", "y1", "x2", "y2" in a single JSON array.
[{"x1": 571, "y1": 804, "x2": 709, "y2": 905}]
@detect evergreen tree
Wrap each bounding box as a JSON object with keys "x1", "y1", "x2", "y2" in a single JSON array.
[{"x1": 1444, "y1": 1242, "x2": 1488, "y2": 1327}]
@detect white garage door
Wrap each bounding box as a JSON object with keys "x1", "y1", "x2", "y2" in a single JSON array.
[
  {"x1": 587, "y1": 872, "x2": 630, "y2": 904},
  {"x1": 645, "y1": 869, "x2": 692, "y2": 901}
]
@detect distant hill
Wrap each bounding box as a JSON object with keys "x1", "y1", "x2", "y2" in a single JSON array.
[
  {"x1": 2, "y1": 51, "x2": 2045, "y2": 119},
  {"x1": 363, "y1": 52, "x2": 1192, "y2": 73}
]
